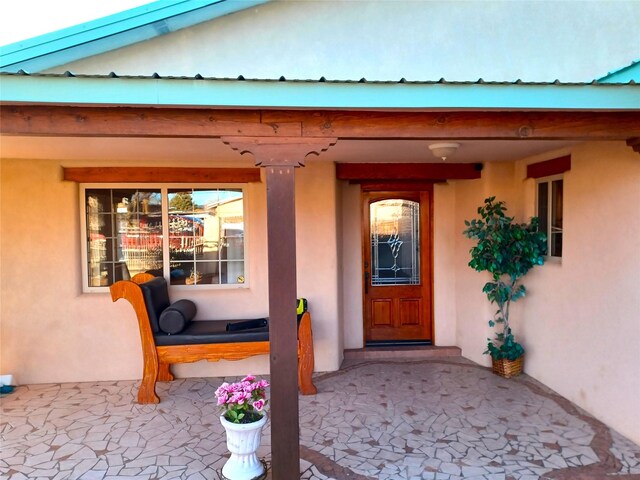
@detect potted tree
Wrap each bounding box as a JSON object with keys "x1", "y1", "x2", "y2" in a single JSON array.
[{"x1": 463, "y1": 197, "x2": 547, "y2": 378}]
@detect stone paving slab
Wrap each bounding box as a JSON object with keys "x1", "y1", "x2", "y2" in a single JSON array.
[{"x1": 1, "y1": 357, "x2": 639, "y2": 479}]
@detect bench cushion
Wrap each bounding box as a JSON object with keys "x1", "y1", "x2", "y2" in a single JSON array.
[
  {"x1": 139, "y1": 277, "x2": 170, "y2": 334},
  {"x1": 159, "y1": 299, "x2": 197, "y2": 334},
  {"x1": 154, "y1": 319, "x2": 269, "y2": 346}
]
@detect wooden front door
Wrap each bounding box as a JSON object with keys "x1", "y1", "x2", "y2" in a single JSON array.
[{"x1": 363, "y1": 189, "x2": 432, "y2": 344}]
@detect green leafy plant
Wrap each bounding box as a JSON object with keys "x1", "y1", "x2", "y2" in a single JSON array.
[{"x1": 463, "y1": 197, "x2": 547, "y2": 360}]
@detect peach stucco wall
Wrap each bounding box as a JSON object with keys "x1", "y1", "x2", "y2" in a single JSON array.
[
  {"x1": 0, "y1": 157, "x2": 342, "y2": 385},
  {"x1": 452, "y1": 142, "x2": 640, "y2": 445},
  {"x1": 1, "y1": 141, "x2": 638, "y2": 445}
]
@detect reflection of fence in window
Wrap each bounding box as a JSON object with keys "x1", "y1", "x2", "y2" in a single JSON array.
[
  {"x1": 118, "y1": 214, "x2": 163, "y2": 276},
  {"x1": 88, "y1": 236, "x2": 107, "y2": 286},
  {"x1": 119, "y1": 235, "x2": 163, "y2": 275},
  {"x1": 169, "y1": 214, "x2": 207, "y2": 259},
  {"x1": 169, "y1": 236, "x2": 205, "y2": 255}
]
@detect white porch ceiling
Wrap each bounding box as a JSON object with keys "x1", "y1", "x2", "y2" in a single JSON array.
[{"x1": 0, "y1": 136, "x2": 579, "y2": 165}]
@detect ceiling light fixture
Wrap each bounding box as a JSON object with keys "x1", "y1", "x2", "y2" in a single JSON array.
[{"x1": 429, "y1": 142, "x2": 460, "y2": 161}]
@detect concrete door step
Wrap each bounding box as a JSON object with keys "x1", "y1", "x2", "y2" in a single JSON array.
[{"x1": 344, "y1": 345, "x2": 461, "y2": 360}]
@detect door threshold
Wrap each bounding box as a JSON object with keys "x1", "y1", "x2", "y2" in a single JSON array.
[
  {"x1": 344, "y1": 345, "x2": 461, "y2": 360},
  {"x1": 366, "y1": 340, "x2": 432, "y2": 347}
]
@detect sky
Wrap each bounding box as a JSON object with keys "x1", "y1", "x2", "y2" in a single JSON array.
[{"x1": 0, "y1": 0, "x2": 152, "y2": 46}]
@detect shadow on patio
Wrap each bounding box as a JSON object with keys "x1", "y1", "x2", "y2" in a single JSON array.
[{"x1": 2, "y1": 357, "x2": 639, "y2": 479}]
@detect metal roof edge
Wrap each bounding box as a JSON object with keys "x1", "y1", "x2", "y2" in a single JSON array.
[
  {"x1": 597, "y1": 59, "x2": 640, "y2": 83},
  {"x1": 1, "y1": 73, "x2": 638, "y2": 110},
  {"x1": 1, "y1": 71, "x2": 638, "y2": 86},
  {"x1": 0, "y1": 0, "x2": 271, "y2": 73}
]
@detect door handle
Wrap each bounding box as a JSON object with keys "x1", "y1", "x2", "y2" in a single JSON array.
[{"x1": 364, "y1": 271, "x2": 370, "y2": 294}]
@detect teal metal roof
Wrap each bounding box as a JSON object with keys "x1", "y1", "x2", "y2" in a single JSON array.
[
  {"x1": 598, "y1": 60, "x2": 640, "y2": 83},
  {"x1": 1, "y1": 72, "x2": 638, "y2": 110},
  {"x1": 0, "y1": 0, "x2": 271, "y2": 73}
]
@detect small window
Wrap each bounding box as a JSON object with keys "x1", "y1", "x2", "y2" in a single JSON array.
[
  {"x1": 537, "y1": 176, "x2": 563, "y2": 257},
  {"x1": 82, "y1": 185, "x2": 246, "y2": 291}
]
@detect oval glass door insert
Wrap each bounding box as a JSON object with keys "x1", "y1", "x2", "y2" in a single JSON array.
[{"x1": 370, "y1": 199, "x2": 420, "y2": 286}]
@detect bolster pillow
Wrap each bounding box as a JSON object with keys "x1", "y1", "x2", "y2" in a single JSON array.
[{"x1": 159, "y1": 299, "x2": 197, "y2": 334}]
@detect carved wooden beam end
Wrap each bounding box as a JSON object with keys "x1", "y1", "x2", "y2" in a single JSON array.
[
  {"x1": 627, "y1": 137, "x2": 640, "y2": 154},
  {"x1": 221, "y1": 136, "x2": 337, "y2": 167}
]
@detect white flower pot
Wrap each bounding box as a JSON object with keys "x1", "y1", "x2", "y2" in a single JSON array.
[{"x1": 220, "y1": 413, "x2": 267, "y2": 480}]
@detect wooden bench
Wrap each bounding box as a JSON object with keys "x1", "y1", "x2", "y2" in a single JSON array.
[{"x1": 110, "y1": 273, "x2": 317, "y2": 404}]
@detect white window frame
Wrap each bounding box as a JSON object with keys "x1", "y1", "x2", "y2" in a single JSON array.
[
  {"x1": 80, "y1": 183, "x2": 249, "y2": 293},
  {"x1": 535, "y1": 174, "x2": 563, "y2": 259}
]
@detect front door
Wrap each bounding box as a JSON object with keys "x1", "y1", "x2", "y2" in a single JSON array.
[{"x1": 363, "y1": 189, "x2": 432, "y2": 344}]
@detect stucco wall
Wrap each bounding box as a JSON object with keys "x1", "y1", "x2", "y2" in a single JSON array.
[
  {"x1": 0, "y1": 157, "x2": 341, "y2": 384},
  {"x1": 453, "y1": 143, "x2": 640, "y2": 445},
  {"x1": 53, "y1": 1, "x2": 639, "y2": 81},
  {"x1": 2, "y1": 143, "x2": 638, "y2": 444},
  {"x1": 433, "y1": 184, "x2": 457, "y2": 346},
  {"x1": 340, "y1": 181, "x2": 363, "y2": 349},
  {"x1": 295, "y1": 162, "x2": 342, "y2": 372}
]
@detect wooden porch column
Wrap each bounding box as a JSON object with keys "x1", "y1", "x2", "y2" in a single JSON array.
[{"x1": 222, "y1": 137, "x2": 336, "y2": 479}]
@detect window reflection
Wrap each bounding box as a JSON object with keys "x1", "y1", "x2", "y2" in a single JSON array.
[
  {"x1": 85, "y1": 188, "x2": 245, "y2": 288},
  {"x1": 168, "y1": 189, "x2": 244, "y2": 285},
  {"x1": 86, "y1": 189, "x2": 163, "y2": 287}
]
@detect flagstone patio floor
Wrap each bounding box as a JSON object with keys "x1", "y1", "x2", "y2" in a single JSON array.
[{"x1": 2, "y1": 357, "x2": 639, "y2": 480}]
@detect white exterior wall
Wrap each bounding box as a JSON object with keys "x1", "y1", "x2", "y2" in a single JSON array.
[
  {"x1": 453, "y1": 142, "x2": 640, "y2": 445},
  {"x1": 54, "y1": 1, "x2": 639, "y2": 81},
  {"x1": 0, "y1": 156, "x2": 342, "y2": 384}
]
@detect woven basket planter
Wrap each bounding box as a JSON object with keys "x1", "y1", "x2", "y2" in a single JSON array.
[{"x1": 492, "y1": 355, "x2": 524, "y2": 378}]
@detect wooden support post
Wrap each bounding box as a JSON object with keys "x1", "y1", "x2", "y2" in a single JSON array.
[
  {"x1": 265, "y1": 164, "x2": 300, "y2": 477},
  {"x1": 222, "y1": 137, "x2": 336, "y2": 479}
]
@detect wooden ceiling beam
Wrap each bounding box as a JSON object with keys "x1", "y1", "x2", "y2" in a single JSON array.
[
  {"x1": 2, "y1": 105, "x2": 640, "y2": 140},
  {"x1": 0, "y1": 105, "x2": 301, "y2": 138},
  {"x1": 63, "y1": 167, "x2": 262, "y2": 183},
  {"x1": 263, "y1": 110, "x2": 640, "y2": 140},
  {"x1": 337, "y1": 162, "x2": 482, "y2": 181}
]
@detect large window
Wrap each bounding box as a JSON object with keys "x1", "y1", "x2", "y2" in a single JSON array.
[
  {"x1": 537, "y1": 176, "x2": 563, "y2": 257},
  {"x1": 82, "y1": 185, "x2": 246, "y2": 291}
]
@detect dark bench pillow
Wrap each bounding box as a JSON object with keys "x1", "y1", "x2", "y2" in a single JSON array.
[
  {"x1": 159, "y1": 300, "x2": 197, "y2": 334},
  {"x1": 139, "y1": 277, "x2": 170, "y2": 334}
]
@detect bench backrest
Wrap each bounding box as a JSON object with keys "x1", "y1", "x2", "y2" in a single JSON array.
[{"x1": 138, "y1": 277, "x2": 170, "y2": 334}]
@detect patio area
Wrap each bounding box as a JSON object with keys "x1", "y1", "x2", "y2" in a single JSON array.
[{"x1": 2, "y1": 357, "x2": 639, "y2": 480}]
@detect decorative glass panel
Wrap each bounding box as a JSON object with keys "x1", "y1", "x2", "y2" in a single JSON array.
[
  {"x1": 537, "y1": 178, "x2": 563, "y2": 258},
  {"x1": 551, "y1": 179, "x2": 563, "y2": 257},
  {"x1": 168, "y1": 188, "x2": 244, "y2": 285},
  {"x1": 537, "y1": 182, "x2": 549, "y2": 241},
  {"x1": 370, "y1": 199, "x2": 420, "y2": 286},
  {"x1": 86, "y1": 189, "x2": 163, "y2": 287}
]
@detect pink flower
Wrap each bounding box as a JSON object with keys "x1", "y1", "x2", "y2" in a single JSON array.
[
  {"x1": 228, "y1": 382, "x2": 242, "y2": 392},
  {"x1": 215, "y1": 383, "x2": 229, "y2": 397},
  {"x1": 215, "y1": 376, "x2": 269, "y2": 423},
  {"x1": 230, "y1": 391, "x2": 251, "y2": 405}
]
